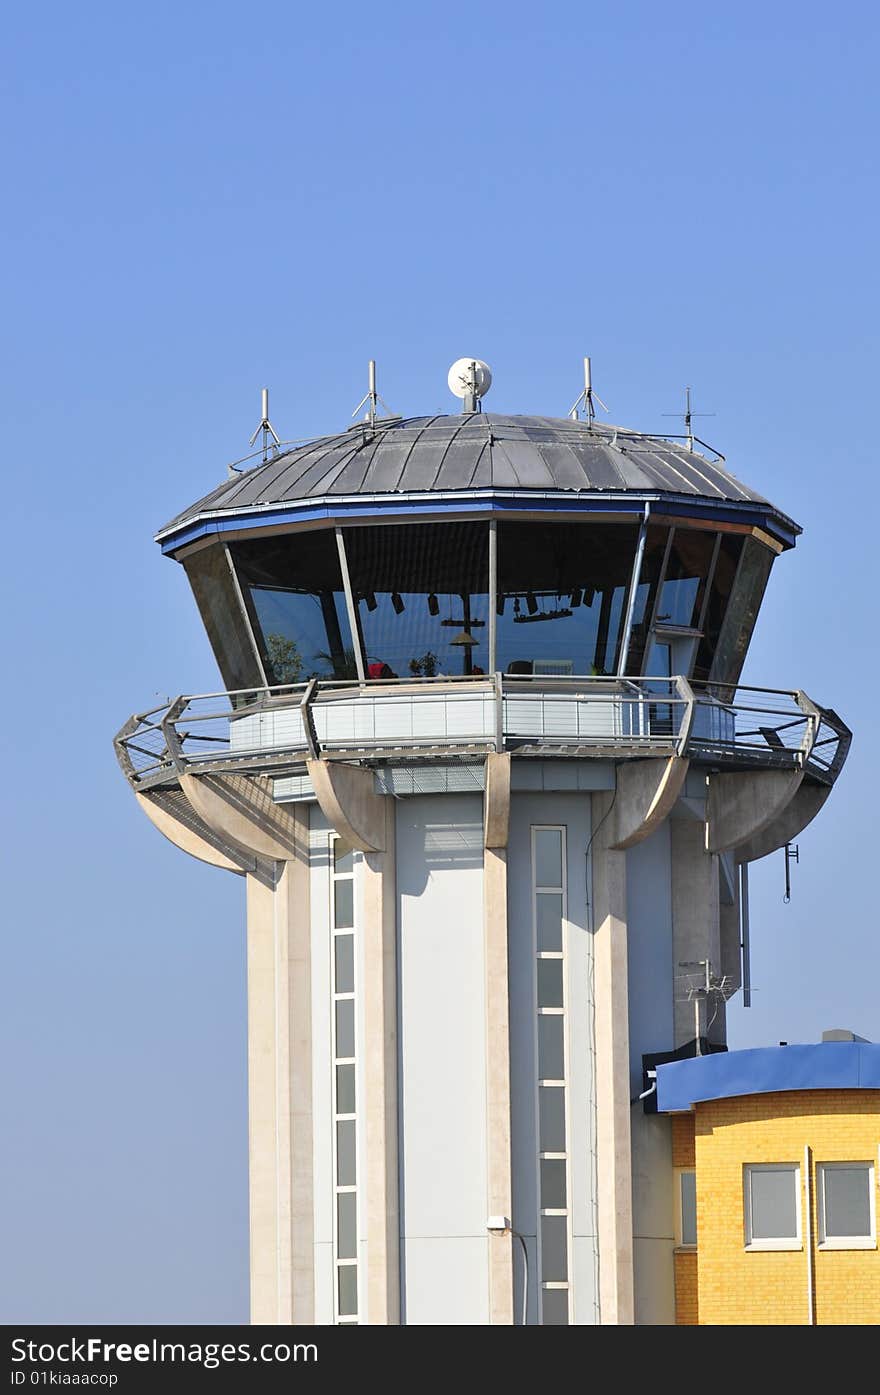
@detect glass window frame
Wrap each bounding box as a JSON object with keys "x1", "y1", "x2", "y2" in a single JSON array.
[
  {"x1": 496, "y1": 517, "x2": 641, "y2": 679},
  {"x1": 743, "y1": 1163, "x2": 802, "y2": 1251},
  {"x1": 675, "y1": 1168, "x2": 697, "y2": 1250},
  {"x1": 636, "y1": 525, "x2": 725, "y2": 678},
  {"x1": 817, "y1": 1162, "x2": 876, "y2": 1250},
  {"x1": 218, "y1": 511, "x2": 751, "y2": 692},
  {"x1": 330, "y1": 835, "x2": 360, "y2": 1321},
  {"x1": 532, "y1": 825, "x2": 573, "y2": 1323},
  {"x1": 341, "y1": 517, "x2": 492, "y2": 681},
  {"x1": 231, "y1": 532, "x2": 357, "y2": 686}
]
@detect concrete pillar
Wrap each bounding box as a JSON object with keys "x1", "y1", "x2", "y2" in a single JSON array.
[
  {"x1": 671, "y1": 819, "x2": 721, "y2": 1048},
  {"x1": 245, "y1": 804, "x2": 314, "y2": 1325},
  {"x1": 484, "y1": 845, "x2": 514, "y2": 1322},
  {"x1": 246, "y1": 870, "x2": 280, "y2": 1324},
  {"x1": 362, "y1": 798, "x2": 400, "y2": 1324},
  {"x1": 591, "y1": 791, "x2": 635, "y2": 1324}
]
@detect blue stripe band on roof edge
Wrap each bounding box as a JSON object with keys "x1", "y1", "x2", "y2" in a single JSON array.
[
  {"x1": 159, "y1": 492, "x2": 797, "y2": 556},
  {"x1": 656, "y1": 1043, "x2": 880, "y2": 1112}
]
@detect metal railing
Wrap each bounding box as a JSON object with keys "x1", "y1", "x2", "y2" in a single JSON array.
[{"x1": 114, "y1": 673, "x2": 850, "y2": 792}]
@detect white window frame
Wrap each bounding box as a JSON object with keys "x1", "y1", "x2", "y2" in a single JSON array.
[
  {"x1": 531, "y1": 825, "x2": 573, "y2": 1325},
  {"x1": 330, "y1": 834, "x2": 360, "y2": 1324},
  {"x1": 817, "y1": 1161, "x2": 876, "y2": 1251},
  {"x1": 743, "y1": 1163, "x2": 802, "y2": 1251},
  {"x1": 674, "y1": 1168, "x2": 697, "y2": 1250}
]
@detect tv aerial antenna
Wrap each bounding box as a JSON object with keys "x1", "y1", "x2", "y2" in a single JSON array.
[
  {"x1": 248, "y1": 387, "x2": 281, "y2": 463},
  {"x1": 663, "y1": 385, "x2": 714, "y2": 453},
  {"x1": 568, "y1": 357, "x2": 608, "y2": 428},
  {"x1": 351, "y1": 360, "x2": 395, "y2": 428},
  {"x1": 677, "y1": 959, "x2": 736, "y2": 1054},
  {"x1": 448, "y1": 358, "x2": 492, "y2": 414}
]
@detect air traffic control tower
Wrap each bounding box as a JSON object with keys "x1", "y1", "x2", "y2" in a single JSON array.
[{"x1": 115, "y1": 360, "x2": 850, "y2": 1325}]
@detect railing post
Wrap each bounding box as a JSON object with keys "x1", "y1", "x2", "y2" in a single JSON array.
[
  {"x1": 113, "y1": 713, "x2": 142, "y2": 785},
  {"x1": 673, "y1": 675, "x2": 696, "y2": 756},
  {"x1": 299, "y1": 677, "x2": 321, "y2": 760},
  {"x1": 794, "y1": 690, "x2": 822, "y2": 767},
  {"x1": 160, "y1": 696, "x2": 189, "y2": 773}
]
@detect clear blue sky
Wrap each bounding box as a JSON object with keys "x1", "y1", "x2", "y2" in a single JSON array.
[{"x1": 1, "y1": 1, "x2": 877, "y2": 1322}]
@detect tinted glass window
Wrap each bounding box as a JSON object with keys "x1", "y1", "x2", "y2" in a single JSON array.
[
  {"x1": 498, "y1": 521, "x2": 638, "y2": 677},
  {"x1": 344, "y1": 521, "x2": 489, "y2": 679},
  {"x1": 657, "y1": 528, "x2": 718, "y2": 629},
  {"x1": 232, "y1": 532, "x2": 355, "y2": 683},
  {"x1": 693, "y1": 533, "x2": 746, "y2": 683}
]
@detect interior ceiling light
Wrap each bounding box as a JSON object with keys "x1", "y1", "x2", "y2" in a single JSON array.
[
  {"x1": 514, "y1": 607, "x2": 573, "y2": 625},
  {"x1": 391, "y1": 592, "x2": 405, "y2": 614},
  {"x1": 570, "y1": 588, "x2": 582, "y2": 608},
  {"x1": 450, "y1": 629, "x2": 478, "y2": 647},
  {"x1": 427, "y1": 593, "x2": 439, "y2": 616},
  {"x1": 526, "y1": 592, "x2": 538, "y2": 615},
  {"x1": 363, "y1": 592, "x2": 377, "y2": 612}
]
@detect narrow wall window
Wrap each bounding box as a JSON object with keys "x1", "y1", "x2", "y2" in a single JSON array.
[
  {"x1": 743, "y1": 1164, "x2": 801, "y2": 1250},
  {"x1": 532, "y1": 826, "x2": 571, "y2": 1325},
  {"x1": 817, "y1": 1163, "x2": 876, "y2": 1249},
  {"x1": 675, "y1": 1170, "x2": 697, "y2": 1249},
  {"x1": 331, "y1": 837, "x2": 359, "y2": 1322}
]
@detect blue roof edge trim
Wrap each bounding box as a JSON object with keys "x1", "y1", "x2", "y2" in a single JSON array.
[
  {"x1": 656, "y1": 1043, "x2": 880, "y2": 1112},
  {"x1": 158, "y1": 491, "x2": 798, "y2": 557}
]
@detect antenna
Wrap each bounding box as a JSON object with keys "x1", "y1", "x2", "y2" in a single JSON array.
[
  {"x1": 662, "y1": 385, "x2": 714, "y2": 453},
  {"x1": 351, "y1": 360, "x2": 395, "y2": 427},
  {"x1": 677, "y1": 959, "x2": 736, "y2": 1053},
  {"x1": 568, "y1": 357, "x2": 608, "y2": 427},
  {"x1": 248, "y1": 387, "x2": 281, "y2": 463},
  {"x1": 783, "y1": 842, "x2": 800, "y2": 903},
  {"x1": 448, "y1": 358, "x2": 492, "y2": 414}
]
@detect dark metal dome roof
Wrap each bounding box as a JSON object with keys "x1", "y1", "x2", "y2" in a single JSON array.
[{"x1": 158, "y1": 413, "x2": 798, "y2": 545}]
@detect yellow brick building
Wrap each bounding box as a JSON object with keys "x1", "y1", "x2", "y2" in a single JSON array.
[{"x1": 656, "y1": 1041, "x2": 880, "y2": 1325}]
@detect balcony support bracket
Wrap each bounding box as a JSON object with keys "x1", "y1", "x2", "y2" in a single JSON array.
[
  {"x1": 609, "y1": 755, "x2": 690, "y2": 851},
  {"x1": 706, "y1": 768, "x2": 804, "y2": 855},
  {"x1": 307, "y1": 759, "x2": 387, "y2": 853}
]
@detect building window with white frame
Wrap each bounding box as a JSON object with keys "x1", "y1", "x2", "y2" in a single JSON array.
[
  {"x1": 743, "y1": 1163, "x2": 801, "y2": 1250},
  {"x1": 675, "y1": 1169, "x2": 697, "y2": 1249},
  {"x1": 532, "y1": 826, "x2": 571, "y2": 1325},
  {"x1": 817, "y1": 1162, "x2": 876, "y2": 1249},
  {"x1": 331, "y1": 837, "x2": 359, "y2": 1323}
]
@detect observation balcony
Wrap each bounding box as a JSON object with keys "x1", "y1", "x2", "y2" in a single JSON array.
[{"x1": 115, "y1": 674, "x2": 850, "y2": 797}]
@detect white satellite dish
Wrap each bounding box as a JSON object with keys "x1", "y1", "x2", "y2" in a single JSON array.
[{"x1": 447, "y1": 358, "x2": 492, "y2": 402}]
